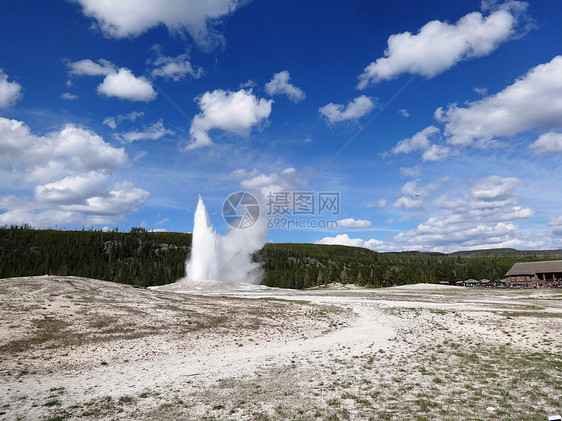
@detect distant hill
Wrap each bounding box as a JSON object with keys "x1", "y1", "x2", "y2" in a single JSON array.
[
  {"x1": 2, "y1": 226, "x2": 561, "y2": 288},
  {"x1": 448, "y1": 248, "x2": 562, "y2": 259}
]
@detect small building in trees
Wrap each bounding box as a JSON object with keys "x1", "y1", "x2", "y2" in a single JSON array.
[{"x1": 505, "y1": 260, "x2": 562, "y2": 284}]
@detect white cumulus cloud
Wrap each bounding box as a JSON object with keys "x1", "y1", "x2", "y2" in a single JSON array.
[
  {"x1": 0, "y1": 117, "x2": 148, "y2": 227},
  {"x1": 239, "y1": 80, "x2": 256, "y2": 89},
  {"x1": 393, "y1": 177, "x2": 449, "y2": 210},
  {"x1": 436, "y1": 55, "x2": 562, "y2": 147},
  {"x1": 389, "y1": 125, "x2": 451, "y2": 161},
  {"x1": 73, "y1": 0, "x2": 247, "y2": 51},
  {"x1": 59, "y1": 181, "x2": 149, "y2": 219},
  {"x1": 67, "y1": 58, "x2": 116, "y2": 76},
  {"x1": 390, "y1": 55, "x2": 562, "y2": 160},
  {"x1": 400, "y1": 166, "x2": 422, "y2": 178},
  {"x1": 103, "y1": 111, "x2": 144, "y2": 129},
  {"x1": 392, "y1": 175, "x2": 534, "y2": 252},
  {"x1": 529, "y1": 132, "x2": 562, "y2": 155},
  {"x1": 61, "y1": 92, "x2": 78, "y2": 100},
  {"x1": 357, "y1": 3, "x2": 526, "y2": 88},
  {"x1": 470, "y1": 175, "x2": 524, "y2": 201},
  {"x1": 391, "y1": 126, "x2": 438, "y2": 154},
  {"x1": 548, "y1": 215, "x2": 562, "y2": 236},
  {"x1": 315, "y1": 233, "x2": 383, "y2": 251},
  {"x1": 150, "y1": 51, "x2": 203, "y2": 81},
  {"x1": 35, "y1": 172, "x2": 108, "y2": 204},
  {"x1": 186, "y1": 89, "x2": 273, "y2": 150},
  {"x1": 68, "y1": 59, "x2": 156, "y2": 102},
  {"x1": 115, "y1": 120, "x2": 175, "y2": 143},
  {"x1": 0, "y1": 69, "x2": 22, "y2": 108},
  {"x1": 0, "y1": 118, "x2": 128, "y2": 182},
  {"x1": 319, "y1": 95, "x2": 375, "y2": 124},
  {"x1": 240, "y1": 168, "x2": 307, "y2": 199},
  {"x1": 265, "y1": 71, "x2": 305, "y2": 103},
  {"x1": 224, "y1": 168, "x2": 261, "y2": 180},
  {"x1": 336, "y1": 218, "x2": 372, "y2": 228},
  {"x1": 422, "y1": 144, "x2": 451, "y2": 161},
  {"x1": 473, "y1": 86, "x2": 488, "y2": 96},
  {"x1": 97, "y1": 68, "x2": 156, "y2": 102}
]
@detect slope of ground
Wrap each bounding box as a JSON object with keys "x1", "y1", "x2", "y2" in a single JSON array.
[{"x1": 1, "y1": 277, "x2": 561, "y2": 420}]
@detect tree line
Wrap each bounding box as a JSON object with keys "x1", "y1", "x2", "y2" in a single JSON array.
[
  {"x1": 256, "y1": 244, "x2": 522, "y2": 288},
  {"x1": 1, "y1": 226, "x2": 559, "y2": 288},
  {"x1": 0, "y1": 226, "x2": 189, "y2": 287}
]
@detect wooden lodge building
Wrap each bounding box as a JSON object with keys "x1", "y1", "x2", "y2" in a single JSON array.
[{"x1": 505, "y1": 260, "x2": 562, "y2": 285}]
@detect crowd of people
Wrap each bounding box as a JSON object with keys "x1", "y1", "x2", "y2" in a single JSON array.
[{"x1": 502, "y1": 281, "x2": 562, "y2": 288}]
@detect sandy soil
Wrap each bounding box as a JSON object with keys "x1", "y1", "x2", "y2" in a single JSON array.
[{"x1": 1, "y1": 276, "x2": 561, "y2": 420}]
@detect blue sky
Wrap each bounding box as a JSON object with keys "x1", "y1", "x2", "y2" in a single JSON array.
[{"x1": 1, "y1": 0, "x2": 562, "y2": 252}]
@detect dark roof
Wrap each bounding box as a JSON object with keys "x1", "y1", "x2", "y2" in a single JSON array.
[{"x1": 505, "y1": 260, "x2": 562, "y2": 276}]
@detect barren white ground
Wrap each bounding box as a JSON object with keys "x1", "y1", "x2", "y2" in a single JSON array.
[{"x1": 1, "y1": 276, "x2": 561, "y2": 420}]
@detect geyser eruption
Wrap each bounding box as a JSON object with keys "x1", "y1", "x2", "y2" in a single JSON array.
[
  {"x1": 185, "y1": 196, "x2": 219, "y2": 281},
  {"x1": 181, "y1": 195, "x2": 266, "y2": 284}
]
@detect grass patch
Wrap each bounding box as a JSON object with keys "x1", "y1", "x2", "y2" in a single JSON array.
[
  {"x1": 88, "y1": 316, "x2": 117, "y2": 329},
  {"x1": 44, "y1": 399, "x2": 61, "y2": 407},
  {"x1": 500, "y1": 311, "x2": 562, "y2": 318},
  {"x1": 256, "y1": 297, "x2": 311, "y2": 305},
  {"x1": 118, "y1": 395, "x2": 133, "y2": 404}
]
